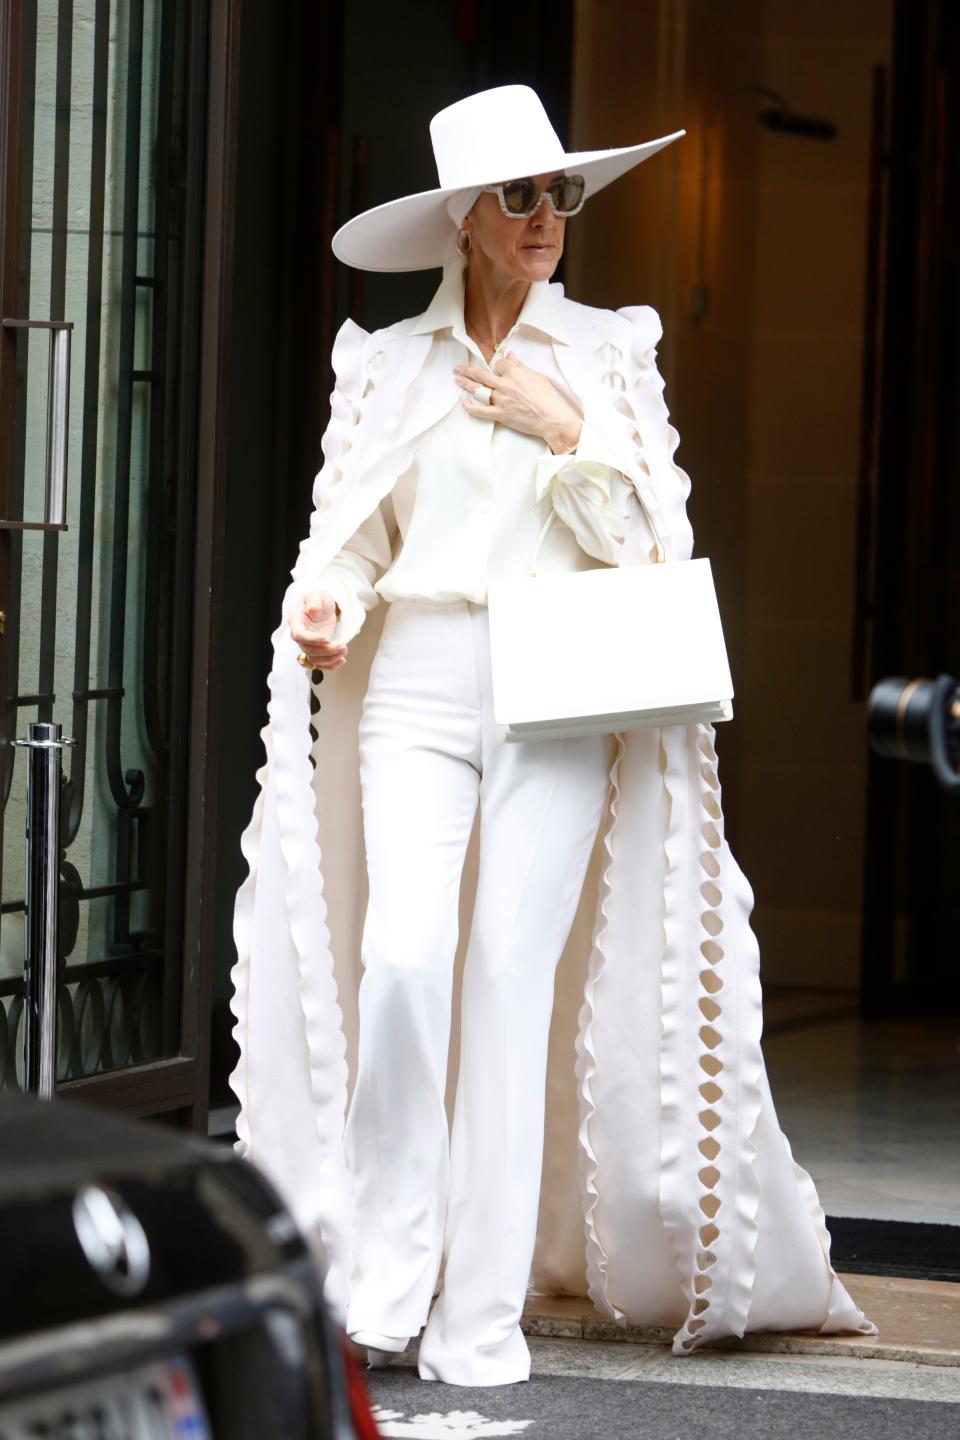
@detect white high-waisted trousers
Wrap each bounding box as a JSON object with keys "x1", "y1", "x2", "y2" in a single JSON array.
[{"x1": 344, "y1": 597, "x2": 614, "y2": 1386}]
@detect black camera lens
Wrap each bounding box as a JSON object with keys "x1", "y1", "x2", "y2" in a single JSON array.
[
  {"x1": 867, "y1": 674, "x2": 960, "y2": 793},
  {"x1": 867, "y1": 677, "x2": 935, "y2": 762}
]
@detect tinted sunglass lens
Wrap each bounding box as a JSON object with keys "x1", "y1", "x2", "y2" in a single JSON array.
[
  {"x1": 502, "y1": 179, "x2": 538, "y2": 215},
  {"x1": 551, "y1": 176, "x2": 585, "y2": 213}
]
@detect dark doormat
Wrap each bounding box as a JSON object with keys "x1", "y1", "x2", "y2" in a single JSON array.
[
  {"x1": 827, "y1": 1215, "x2": 960, "y2": 1282},
  {"x1": 366, "y1": 1368, "x2": 957, "y2": 1439}
]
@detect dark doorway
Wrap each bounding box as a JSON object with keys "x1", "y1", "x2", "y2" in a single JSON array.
[{"x1": 859, "y1": 0, "x2": 960, "y2": 1018}]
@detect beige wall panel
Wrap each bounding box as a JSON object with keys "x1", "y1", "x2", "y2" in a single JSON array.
[
  {"x1": 738, "y1": 620, "x2": 866, "y2": 766},
  {"x1": 747, "y1": 334, "x2": 864, "y2": 483},
  {"x1": 743, "y1": 481, "x2": 859, "y2": 627},
  {"x1": 738, "y1": 760, "x2": 866, "y2": 909},
  {"x1": 570, "y1": 0, "x2": 892, "y2": 992},
  {"x1": 753, "y1": 909, "x2": 863, "y2": 990}
]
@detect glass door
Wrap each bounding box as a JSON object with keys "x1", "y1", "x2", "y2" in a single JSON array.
[{"x1": 0, "y1": 0, "x2": 206, "y2": 1113}]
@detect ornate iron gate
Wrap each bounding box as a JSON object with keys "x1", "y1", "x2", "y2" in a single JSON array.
[{"x1": 0, "y1": 0, "x2": 210, "y2": 1112}]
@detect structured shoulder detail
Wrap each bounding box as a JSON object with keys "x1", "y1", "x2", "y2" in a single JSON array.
[
  {"x1": 556, "y1": 292, "x2": 645, "y2": 363},
  {"x1": 382, "y1": 313, "x2": 420, "y2": 338},
  {"x1": 331, "y1": 315, "x2": 370, "y2": 357},
  {"x1": 357, "y1": 314, "x2": 420, "y2": 378},
  {"x1": 370, "y1": 313, "x2": 420, "y2": 350},
  {"x1": 329, "y1": 317, "x2": 369, "y2": 404},
  {"x1": 615, "y1": 303, "x2": 664, "y2": 354},
  {"x1": 334, "y1": 315, "x2": 371, "y2": 344},
  {"x1": 557, "y1": 291, "x2": 627, "y2": 334}
]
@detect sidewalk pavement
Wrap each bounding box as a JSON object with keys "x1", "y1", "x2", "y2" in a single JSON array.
[
  {"x1": 522, "y1": 1272, "x2": 960, "y2": 1366},
  {"x1": 363, "y1": 1274, "x2": 960, "y2": 1438}
]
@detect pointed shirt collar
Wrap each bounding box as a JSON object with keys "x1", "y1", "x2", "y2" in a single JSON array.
[{"x1": 410, "y1": 261, "x2": 570, "y2": 346}]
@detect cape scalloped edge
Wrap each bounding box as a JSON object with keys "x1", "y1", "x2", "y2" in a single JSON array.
[{"x1": 226, "y1": 291, "x2": 879, "y2": 1349}]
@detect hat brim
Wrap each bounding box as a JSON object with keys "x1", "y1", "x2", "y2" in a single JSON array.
[{"x1": 330, "y1": 130, "x2": 685, "y2": 273}]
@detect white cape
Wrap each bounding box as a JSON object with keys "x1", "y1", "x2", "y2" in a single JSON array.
[{"x1": 228, "y1": 264, "x2": 877, "y2": 1355}]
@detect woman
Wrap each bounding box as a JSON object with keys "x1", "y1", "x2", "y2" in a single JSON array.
[{"x1": 229, "y1": 84, "x2": 877, "y2": 1388}]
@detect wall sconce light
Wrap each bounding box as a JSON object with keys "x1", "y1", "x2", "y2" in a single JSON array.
[{"x1": 691, "y1": 87, "x2": 838, "y2": 326}]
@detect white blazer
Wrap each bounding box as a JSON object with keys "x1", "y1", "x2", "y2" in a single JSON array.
[
  {"x1": 303, "y1": 261, "x2": 641, "y2": 639},
  {"x1": 229, "y1": 258, "x2": 877, "y2": 1354}
]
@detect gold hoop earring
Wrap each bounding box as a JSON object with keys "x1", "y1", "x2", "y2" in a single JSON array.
[{"x1": 457, "y1": 228, "x2": 472, "y2": 255}]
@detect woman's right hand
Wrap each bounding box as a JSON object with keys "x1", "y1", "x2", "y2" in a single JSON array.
[{"x1": 288, "y1": 589, "x2": 348, "y2": 669}]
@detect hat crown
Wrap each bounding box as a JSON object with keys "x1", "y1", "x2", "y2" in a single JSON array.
[{"x1": 430, "y1": 85, "x2": 568, "y2": 190}]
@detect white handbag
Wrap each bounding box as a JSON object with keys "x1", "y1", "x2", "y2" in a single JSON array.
[{"x1": 486, "y1": 499, "x2": 734, "y2": 743}]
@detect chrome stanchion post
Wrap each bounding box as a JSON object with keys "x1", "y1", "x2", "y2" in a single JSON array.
[
  {"x1": 14, "y1": 722, "x2": 76, "y2": 1097},
  {"x1": 1, "y1": 318, "x2": 74, "y2": 1094}
]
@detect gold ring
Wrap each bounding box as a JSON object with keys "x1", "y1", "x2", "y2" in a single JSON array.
[{"x1": 296, "y1": 652, "x2": 313, "y2": 669}]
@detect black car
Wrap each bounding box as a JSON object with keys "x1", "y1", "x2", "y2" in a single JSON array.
[{"x1": 0, "y1": 1094, "x2": 379, "y2": 1439}]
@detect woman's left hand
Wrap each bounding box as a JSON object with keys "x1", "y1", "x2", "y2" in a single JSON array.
[{"x1": 454, "y1": 353, "x2": 582, "y2": 454}]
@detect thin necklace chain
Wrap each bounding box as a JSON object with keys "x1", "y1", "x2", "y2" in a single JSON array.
[
  {"x1": 469, "y1": 324, "x2": 509, "y2": 352},
  {"x1": 465, "y1": 306, "x2": 521, "y2": 354}
]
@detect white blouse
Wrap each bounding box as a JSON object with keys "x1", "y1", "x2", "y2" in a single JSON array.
[{"x1": 312, "y1": 263, "x2": 637, "y2": 644}]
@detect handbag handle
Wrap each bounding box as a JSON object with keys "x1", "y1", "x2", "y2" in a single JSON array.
[{"x1": 528, "y1": 476, "x2": 667, "y2": 575}]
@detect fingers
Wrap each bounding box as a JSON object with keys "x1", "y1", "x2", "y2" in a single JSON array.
[
  {"x1": 300, "y1": 638, "x2": 348, "y2": 669},
  {"x1": 291, "y1": 617, "x2": 338, "y2": 646},
  {"x1": 299, "y1": 586, "x2": 339, "y2": 617},
  {"x1": 461, "y1": 395, "x2": 503, "y2": 419},
  {"x1": 453, "y1": 362, "x2": 508, "y2": 389},
  {"x1": 291, "y1": 613, "x2": 347, "y2": 668},
  {"x1": 291, "y1": 592, "x2": 337, "y2": 637}
]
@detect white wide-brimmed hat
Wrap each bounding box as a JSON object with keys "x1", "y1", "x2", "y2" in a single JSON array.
[{"x1": 331, "y1": 84, "x2": 685, "y2": 273}]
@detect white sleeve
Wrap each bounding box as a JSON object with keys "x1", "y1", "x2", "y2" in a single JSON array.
[
  {"x1": 534, "y1": 420, "x2": 634, "y2": 565},
  {"x1": 307, "y1": 495, "x2": 398, "y2": 644},
  {"x1": 615, "y1": 303, "x2": 695, "y2": 563},
  {"x1": 284, "y1": 317, "x2": 401, "y2": 642}
]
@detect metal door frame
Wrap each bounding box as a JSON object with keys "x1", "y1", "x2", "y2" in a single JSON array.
[{"x1": 0, "y1": 0, "x2": 242, "y2": 1129}]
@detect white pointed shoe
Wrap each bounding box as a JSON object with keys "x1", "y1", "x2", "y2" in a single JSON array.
[{"x1": 348, "y1": 1329, "x2": 409, "y2": 1370}]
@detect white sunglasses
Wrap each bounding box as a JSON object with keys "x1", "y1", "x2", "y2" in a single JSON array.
[{"x1": 478, "y1": 173, "x2": 587, "y2": 218}]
